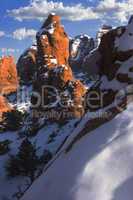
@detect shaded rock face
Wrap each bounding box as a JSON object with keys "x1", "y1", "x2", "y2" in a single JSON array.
[
  {"x1": 71, "y1": 17, "x2": 133, "y2": 88},
  {"x1": 99, "y1": 26, "x2": 126, "y2": 79},
  {"x1": 95, "y1": 25, "x2": 112, "y2": 47},
  {"x1": 17, "y1": 45, "x2": 37, "y2": 84},
  {"x1": 31, "y1": 14, "x2": 86, "y2": 120},
  {"x1": 82, "y1": 25, "x2": 112, "y2": 78},
  {"x1": 86, "y1": 17, "x2": 133, "y2": 110},
  {"x1": 0, "y1": 56, "x2": 18, "y2": 95},
  {"x1": 69, "y1": 35, "x2": 95, "y2": 70},
  {"x1": 82, "y1": 49, "x2": 101, "y2": 77},
  {"x1": 82, "y1": 25, "x2": 128, "y2": 80}
]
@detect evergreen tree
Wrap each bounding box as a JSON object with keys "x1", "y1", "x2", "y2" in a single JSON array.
[
  {"x1": 17, "y1": 139, "x2": 39, "y2": 182},
  {"x1": 4, "y1": 110, "x2": 23, "y2": 131},
  {"x1": 6, "y1": 138, "x2": 40, "y2": 183}
]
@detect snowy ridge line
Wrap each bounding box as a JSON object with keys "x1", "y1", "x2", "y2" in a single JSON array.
[
  {"x1": 64, "y1": 84, "x2": 133, "y2": 151},
  {"x1": 25, "y1": 96, "x2": 128, "y2": 184},
  {"x1": 31, "y1": 90, "x2": 131, "y2": 177},
  {"x1": 65, "y1": 98, "x2": 127, "y2": 153}
]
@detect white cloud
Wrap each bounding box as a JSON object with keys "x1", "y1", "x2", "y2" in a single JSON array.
[
  {"x1": 0, "y1": 31, "x2": 5, "y2": 37},
  {"x1": 7, "y1": 0, "x2": 99, "y2": 22},
  {"x1": 13, "y1": 28, "x2": 37, "y2": 40},
  {"x1": 95, "y1": 0, "x2": 118, "y2": 12},
  {"x1": 7, "y1": 0, "x2": 133, "y2": 24},
  {"x1": 95, "y1": 0, "x2": 133, "y2": 23}
]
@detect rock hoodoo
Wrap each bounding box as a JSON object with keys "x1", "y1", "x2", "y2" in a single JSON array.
[{"x1": 31, "y1": 14, "x2": 86, "y2": 119}]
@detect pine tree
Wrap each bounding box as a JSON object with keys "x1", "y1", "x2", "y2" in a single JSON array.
[
  {"x1": 4, "y1": 110, "x2": 23, "y2": 131},
  {"x1": 6, "y1": 138, "x2": 40, "y2": 183},
  {"x1": 17, "y1": 139, "x2": 39, "y2": 182}
]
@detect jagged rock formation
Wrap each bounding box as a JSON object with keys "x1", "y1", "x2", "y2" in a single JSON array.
[
  {"x1": 0, "y1": 56, "x2": 18, "y2": 94},
  {"x1": 17, "y1": 44, "x2": 37, "y2": 84},
  {"x1": 17, "y1": 15, "x2": 133, "y2": 116},
  {"x1": 69, "y1": 34, "x2": 95, "y2": 70},
  {"x1": 31, "y1": 14, "x2": 86, "y2": 120}
]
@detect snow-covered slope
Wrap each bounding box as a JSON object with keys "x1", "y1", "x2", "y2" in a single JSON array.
[
  {"x1": 22, "y1": 102, "x2": 133, "y2": 200},
  {"x1": 0, "y1": 116, "x2": 78, "y2": 199}
]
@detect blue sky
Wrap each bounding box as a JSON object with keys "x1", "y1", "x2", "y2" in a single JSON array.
[{"x1": 0, "y1": 0, "x2": 132, "y2": 60}]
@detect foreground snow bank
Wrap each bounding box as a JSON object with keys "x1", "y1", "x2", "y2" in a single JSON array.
[{"x1": 22, "y1": 102, "x2": 133, "y2": 200}]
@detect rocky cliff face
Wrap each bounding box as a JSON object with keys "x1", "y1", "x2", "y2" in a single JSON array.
[
  {"x1": 82, "y1": 25, "x2": 112, "y2": 77},
  {"x1": 87, "y1": 16, "x2": 133, "y2": 110},
  {"x1": 17, "y1": 45, "x2": 37, "y2": 84},
  {"x1": 98, "y1": 26, "x2": 126, "y2": 79},
  {"x1": 0, "y1": 56, "x2": 18, "y2": 95},
  {"x1": 31, "y1": 14, "x2": 86, "y2": 120},
  {"x1": 95, "y1": 25, "x2": 112, "y2": 47}
]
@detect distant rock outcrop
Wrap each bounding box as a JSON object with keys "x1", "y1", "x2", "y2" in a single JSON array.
[
  {"x1": 0, "y1": 96, "x2": 12, "y2": 119},
  {"x1": 69, "y1": 34, "x2": 95, "y2": 70},
  {"x1": 0, "y1": 56, "x2": 18, "y2": 95}
]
